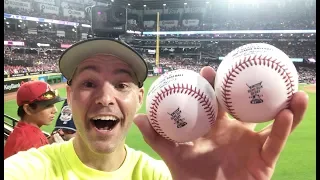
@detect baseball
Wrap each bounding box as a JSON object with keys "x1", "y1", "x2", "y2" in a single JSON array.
[
  {"x1": 146, "y1": 69, "x2": 218, "y2": 143},
  {"x1": 214, "y1": 43, "x2": 299, "y2": 123}
]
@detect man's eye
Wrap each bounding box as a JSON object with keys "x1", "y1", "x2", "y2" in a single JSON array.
[
  {"x1": 116, "y1": 83, "x2": 129, "y2": 90},
  {"x1": 83, "y1": 81, "x2": 95, "y2": 88}
]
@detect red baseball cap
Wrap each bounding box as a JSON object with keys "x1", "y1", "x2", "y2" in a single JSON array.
[{"x1": 16, "y1": 81, "x2": 65, "y2": 107}]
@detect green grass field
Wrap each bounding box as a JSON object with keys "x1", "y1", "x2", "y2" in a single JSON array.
[{"x1": 4, "y1": 77, "x2": 316, "y2": 180}]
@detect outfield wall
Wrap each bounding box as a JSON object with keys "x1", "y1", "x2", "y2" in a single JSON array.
[{"x1": 4, "y1": 73, "x2": 67, "y2": 94}]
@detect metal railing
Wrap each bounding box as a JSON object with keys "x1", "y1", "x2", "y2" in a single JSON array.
[
  {"x1": 4, "y1": 114, "x2": 19, "y2": 127},
  {"x1": 4, "y1": 114, "x2": 50, "y2": 138}
]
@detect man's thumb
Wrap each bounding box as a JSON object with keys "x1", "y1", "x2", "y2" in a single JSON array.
[
  {"x1": 134, "y1": 114, "x2": 175, "y2": 151},
  {"x1": 134, "y1": 114, "x2": 159, "y2": 145}
]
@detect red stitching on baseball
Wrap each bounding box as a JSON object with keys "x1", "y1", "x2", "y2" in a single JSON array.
[
  {"x1": 149, "y1": 83, "x2": 216, "y2": 142},
  {"x1": 221, "y1": 55, "x2": 295, "y2": 120}
]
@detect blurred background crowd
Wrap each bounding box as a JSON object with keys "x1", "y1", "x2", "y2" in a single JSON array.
[{"x1": 4, "y1": 0, "x2": 316, "y2": 84}]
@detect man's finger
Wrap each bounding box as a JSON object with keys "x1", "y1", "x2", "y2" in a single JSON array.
[
  {"x1": 258, "y1": 91, "x2": 308, "y2": 141},
  {"x1": 288, "y1": 91, "x2": 309, "y2": 132},
  {"x1": 133, "y1": 114, "x2": 176, "y2": 155},
  {"x1": 199, "y1": 66, "x2": 216, "y2": 87},
  {"x1": 199, "y1": 66, "x2": 229, "y2": 120},
  {"x1": 260, "y1": 109, "x2": 293, "y2": 168}
]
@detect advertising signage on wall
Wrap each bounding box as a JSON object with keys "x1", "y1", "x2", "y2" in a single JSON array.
[
  {"x1": 61, "y1": 44, "x2": 72, "y2": 48},
  {"x1": 4, "y1": 41, "x2": 25, "y2": 46},
  {"x1": 4, "y1": 13, "x2": 80, "y2": 27},
  {"x1": 39, "y1": 3, "x2": 59, "y2": 15},
  {"x1": 4, "y1": 78, "x2": 29, "y2": 93},
  {"x1": 4, "y1": 0, "x2": 31, "y2": 11}
]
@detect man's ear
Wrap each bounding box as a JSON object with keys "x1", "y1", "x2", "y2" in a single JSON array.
[
  {"x1": 23, "y1": 104, "x2": 34, "y2": 115},
  {"x1": 136, "y1": 87, "x2": 144, "y2": 112},
  {"x1": 66, "y1": 85, "x2": 72, "y2": 109}
]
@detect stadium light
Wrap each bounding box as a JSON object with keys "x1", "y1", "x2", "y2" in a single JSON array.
[
  {"x1": 128, "y1": 3, "x2": 130, "y2": 6},
  {"x1": 184, "y1": 2, "x2": 187, "y2": 5},
  {"x1": 163, "y1": 4, "x2": 166, "y2": 6},
  {"x1": 144, "y1": 4, "x2": 147, "y2": 7}
]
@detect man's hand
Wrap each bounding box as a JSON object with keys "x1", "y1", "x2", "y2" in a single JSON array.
[
  {"x1": 48, "y1": 129, "x2": 65, "y2": 144},
  {"x1": 134, "y1": 66, "x2": 309, "y2": 180}
]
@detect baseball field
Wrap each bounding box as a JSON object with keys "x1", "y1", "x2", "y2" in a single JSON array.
[{"x1": 4, "y1": 77, "x2": 316, "y2": 180}]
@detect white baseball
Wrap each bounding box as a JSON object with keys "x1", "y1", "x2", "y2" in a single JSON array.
[
  {"x1": 146, "y1": 69, "x2": 218, "y2": 143},
  {"x1": 215, "y1": 43, "x2": 299, "y2": 123}
]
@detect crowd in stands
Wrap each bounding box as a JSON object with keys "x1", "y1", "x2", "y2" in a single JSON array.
[
  {"x1": 4, "y1": 31, "x2": 78, "y2": 47},
  {"x1": 4, "y1": 0, "x2": 316, "y2": 32},
  {"x1": 5, "y1": 32, "x2": 316, "y2": 60},
  {"x1": 4, "y1": 0, "x2": 316, "y2": 83},
  {"x1": 201, "y1": 41, "x2": 316, "y2": 60},
  {"x1": 7, "y1": 2, "x2": 314, "y2": 32},
  {"x1": 132, "y1": 40, "x2": 316, "y2": 60},
  {"x1": 4, "y1": 48, "x2": 316, "y2": 84},
  {"x1": 143, "y1": 18, "x2": 316, "y2": 32},
  {"x1": 4, "y1": 52, "x2": 60, "y2": 76},
  {"x1": 144, "y1": 57, "x2": 316, "y2": 84},
  {"x1": 4, "y1": 64, "x2": 59, "y2": 76},
  {"x1": 144, "y1": 57, "x2": 219, "y2": 73},
  {"x1": 4, "y1": 30, "x2": 316, "y2": 84},
  {"x1": 140, "y1": 33, "x2": 315, "y2": 39},
  {"x1": 297, "y1": 66, "x2": 317, "y2": 84},
  {"x1": 4, "y1": 30, "x2": 316, "y2": 83}
]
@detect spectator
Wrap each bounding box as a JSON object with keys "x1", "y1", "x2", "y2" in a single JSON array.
[
  {"x1": 51, "y1": 99, "x2": 76, "y2": 142},
  {"x1": 4, "y1": 81, "x2": 65, "y2": 159}
]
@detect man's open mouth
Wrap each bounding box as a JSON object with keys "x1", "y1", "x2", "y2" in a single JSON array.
[{"x1": 90, "y1": 115, "x2": 120, "y2": 131}]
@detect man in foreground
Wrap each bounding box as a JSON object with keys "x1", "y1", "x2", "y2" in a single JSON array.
[{"x1": 4, "y1": 38, "x2": 309, "y2": 180}]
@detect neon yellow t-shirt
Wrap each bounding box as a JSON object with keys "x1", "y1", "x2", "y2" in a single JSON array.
[{"x1": 4, "y1": 139, "x2": 172, "y2": 180}]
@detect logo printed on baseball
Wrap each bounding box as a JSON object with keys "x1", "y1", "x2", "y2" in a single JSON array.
[
  {"x1": 167, "y1": 107, "x2": 188, "y2": 128},
  {"x1": 247, "y1": 81, "x2": 264, "y2": 104},
  {"x1": 146, "y1": 69, "x2": 218, "y2": 143},
  {"x1": 215, "y1": 43, "x2": 299, "y2": 123}
]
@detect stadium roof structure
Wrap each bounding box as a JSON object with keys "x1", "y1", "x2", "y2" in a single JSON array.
[{"x1": 111, "y1": 0, "x2": 212, "y2": 10}]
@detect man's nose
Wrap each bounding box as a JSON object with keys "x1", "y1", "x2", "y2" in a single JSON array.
[{"x1": 95, "y1": 83, "x2": 116, "y2": 106}]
